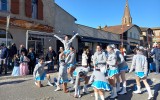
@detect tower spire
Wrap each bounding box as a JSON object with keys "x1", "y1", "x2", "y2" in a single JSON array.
[{"x1": 122, "y1": 0, "x2": 132, "y2": 25}]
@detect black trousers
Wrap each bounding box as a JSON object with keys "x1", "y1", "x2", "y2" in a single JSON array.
[
  {"x1": 0, "y1": 59, "x2": 7, "y2": 74},
  {"x1": 28, "y1": 61, "x2": 36, "y2": 74}
]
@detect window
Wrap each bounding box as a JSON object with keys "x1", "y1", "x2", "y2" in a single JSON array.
[
  {"x1": 32, "y1": 0, "x2": 38, "y2": 19},
  {"x1": 130, "y1": 32, "x2": 132, "y2": 38},
  {"x1": 0, "y1": 0, "x2": 7, "y2": 11}
]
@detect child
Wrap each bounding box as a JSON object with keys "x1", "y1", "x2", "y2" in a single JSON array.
[
  {"x1": 33, "y1": 56, "x2": 53, "y2": 88},
  {"x1": 106, "y1": 45, "x2": 119, "y2": 99},
  {"x1": 73, "y1": 66, "x2": 89, "y2": 98},
  {"x1": 55, "y1": 48, "x2": 69, "y2": 93},
  {"x1": 111, "y1": 44, "x2": 128, "y2": 94},
  {"x1": 89, "y1": 68, "x2": 110, "y2": 100},
  {"x1": 54, "y1": 33, "x2": 79, "y2": 54},
  {"x1": 20, "y1": 52, "x2": 30, "y2": 75},
  {"x1": 93, "y1": 45, "x2": 107, "y2": 74},
  {"x1": 11, "y1": 54, "x2": 20, "y2": 76},
  {"x1": 65, "y1": 46, "x2": 76, "y2": 84},
  {"x1": 129, "y1": 46, "x2": 153, "y2": 100}
]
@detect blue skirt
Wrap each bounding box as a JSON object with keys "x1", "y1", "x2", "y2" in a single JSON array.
[
  {"x1": 108, "y1": 69, "x2": 119, "y2": 77},
  {"x1": 91, "y1": 81, "x2": 111, "y2": 91},
  {"x1": 64, "y1": 50, "x2": 70, "y2": 55},
  {"x1": 60, "y1": 79, "x2": 69, "y2": 84},
  {"x1": 135, "y1": 72, "x2": 145, "y2": 78},
  {"x1": 35, "y1": 72, "x2": 46, "y2": 81},
  {"x1": 118, "y1": 66, "x2": 128, "y2": 72},
  {"x1": 12, "y1": 66, "x2": 20, "y2": 76},
  {"x1": 67, "y1": 64, "x2": 75, "y2": 68}
]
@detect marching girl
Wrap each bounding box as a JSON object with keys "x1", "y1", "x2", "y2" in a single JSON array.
[
  {"x1": 73, "y1": 66, "x2": 89, "y2": 98},
  {"x1": 93, "y1": 45, "x2": 107, "y2": 74},
  {"x1": 54, "y1": 33, "x2": 78, "y2": 55},
  {"x1": 65, "y1": 46, "x2": 76, "y2": 84},
  {"x1": 20, "y1": 51, "x2": 30, "y2": 75},
  {"x1": 33, "y1": 56, "x2": 53, "y2": 88},
  {"x1": 106, "y1": 45, "x2": 119, "y2": 99},
  {"x1": 89, "y1": 68, "x2": 110, "y2": 100},
  {"x1": 129, "y1": 46, "x2": 153, "y2": 100},
  {"x1": 55, "y1": 47, "x2": 69, "y2": 93},
  {"x1": 111, "y1": 44, "x2": 128, "y2": 94}
]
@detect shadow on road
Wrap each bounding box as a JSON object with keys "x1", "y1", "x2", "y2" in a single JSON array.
[
  {"x1": 153, "y1": 83, "x2": 160, "y2": 100},
  {"x1": 0, "y1": 79, "x2": 31, "y2": 86}
]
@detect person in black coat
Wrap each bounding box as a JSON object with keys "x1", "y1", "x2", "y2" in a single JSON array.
[
  {"x1": 27, "y1": 48, "x2": 36, "y2": 74},
  {"x1": 10, "y1": 43, "x2": 17, "y2": 58},
  {"x1": 19, "y1": 44, "x2": 27, "y2": 56},
  {"x1": 46, "y1": 46, "x2": 57, "y2": 72}
]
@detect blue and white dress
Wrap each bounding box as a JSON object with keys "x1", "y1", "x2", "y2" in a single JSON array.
[
  {"x1": 57, "y1": 59, "x2": 69, "y2": 84},
  {"x1": 33, "y1": 61, "x2": 51, "y2": 81},
  {"x1": 12, "y1": 58, "x2": 20, "y2": 76},
  {"x1": 65, "y1": 51, "x2": 76, "y2": 68},
  {"x1": 130, "y1": 52, "x2": 148, "y2": 79},
  {"x1": 89, "y1": 70, "x2": 110, "y2": 91},
  {"x1": 107, "y1": 52, "x2": 119, "y2": 77},
  {"x1": 114, "y1": 48, "x2": 129, "y2": 72}
]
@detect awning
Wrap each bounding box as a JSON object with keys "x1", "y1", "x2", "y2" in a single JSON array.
[{"x1": 79, "y1": 36, "x2": 128, "y2": 45}]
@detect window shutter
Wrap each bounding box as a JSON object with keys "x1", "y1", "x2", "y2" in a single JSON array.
[
  {"x1": 11, "y1": 0, "x2": 19, "y2": 14},
  {"x1": 37, "y1": 0, "x2": 43, "y2": 20},
  {"x1": 25, "y1": 0, "x2": 32, "y2": 18}
]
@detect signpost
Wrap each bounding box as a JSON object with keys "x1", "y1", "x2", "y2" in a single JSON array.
[{"x1": 6, "y1": 15, "x2": 10, "y2": 46}]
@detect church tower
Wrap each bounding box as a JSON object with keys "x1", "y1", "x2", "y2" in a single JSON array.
[{"x1": 122, "y1": 0, "x2": 132, "y2": 25}]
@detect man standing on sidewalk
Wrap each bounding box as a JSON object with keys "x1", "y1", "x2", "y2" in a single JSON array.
[
  {"x1": 151, "y1": 43, "x2": 160, "y2": 74},
  {"x1": 46, "y1": 46, "x2": 57, "y2": 72},
  {"x1": 0, "y1": 43, "x2": 9, "y2": 75}
]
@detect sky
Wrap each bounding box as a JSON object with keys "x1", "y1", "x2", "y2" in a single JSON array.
[{"x1": 56, "y1": 0, "x2": 160, "y2": 28}]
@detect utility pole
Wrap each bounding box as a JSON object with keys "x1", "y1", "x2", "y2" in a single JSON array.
[{"x1": 6, "y1": 15, "x2": 10, "y2": 47}]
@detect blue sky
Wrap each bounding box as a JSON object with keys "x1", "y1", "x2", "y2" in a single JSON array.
[{"x1": 56, "y1": 0, "x2": 160, "y2": 28}]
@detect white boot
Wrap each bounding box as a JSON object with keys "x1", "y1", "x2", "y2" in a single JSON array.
[
  {"x1": 133, "y1": 85, "x2": 141, "y2": 94},
  {"x1": 100, "y1": 95, "x2": 105, "y2": 100},
  {"x1": 94, "y1": 92, "x2": 98, "y2": 100},
  {"x1": 146, "y1": 86, "x2": 153, "y2": 100},
  {"x1": 110, "y1": 87, "x2": 118, "y2": 99},
  {"x1": 116, "y1": 82, "x2": 122, "y2": 92},
  {"x1": 54, "y1": 85, "x2": 61, "y2": 91},
  {"x1": 70, "y1": 77, "x2": 74, "y2": 84},
  {"x1": 119, "y1": 86, "x2": 127, "y2": 95},
  {"x1": 83, "y1": 85, "x2": 89, "y2": 93},
  {"x1": 74, "y1": 86, "x2": 81, "y2": 98},
  {"x1": 47, "y1": 81, "x2": 53, "y2": 86}
]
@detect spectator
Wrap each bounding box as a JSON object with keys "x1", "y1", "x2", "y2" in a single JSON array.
[
  {"x1": 20, "y1": 51, "x2": 30, "y2": 75},
  {"x1": 11, "y1": 54, "x2": 20, "y2": 76},
  {"x1": 46, "y1": 46, "x2": 57, "y2": 72},
  {"x1": 28, "y1": 48, "x2": 36, "y2": 74},
  {"x1": 0, "y1": 43, "x2": 9, "y2": 74},
  {"x1": 150, "y1": 44, "x2": 160, "y2": 74},
  {"x1": 19, "y1": 44, "x2": 27, "y2": 56},
  {"x1": 10, "y1": 43, "x2": 17, "y2": 58},
  {"x1": 86, "y1": 48, "x2": 92, "y2": 69}
]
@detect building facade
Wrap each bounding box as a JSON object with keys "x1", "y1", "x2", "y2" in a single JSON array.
[
  {"x1": 140, "y1": 27, "x2": 153, "y2": 48},
  {"x1": 0, "y1": 0, "x2": 77, "y2": 55},
  {"x1": 152, "y1": 27, "x2": 160, "y2": 43}
]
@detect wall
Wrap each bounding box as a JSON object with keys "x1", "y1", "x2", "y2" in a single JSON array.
[
  {"x1": 54, "y1": 4, "x2": 76, "y2": 35},
  {"x1": 153, "y1": 29, "x2": 160, "y2": 42}
]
